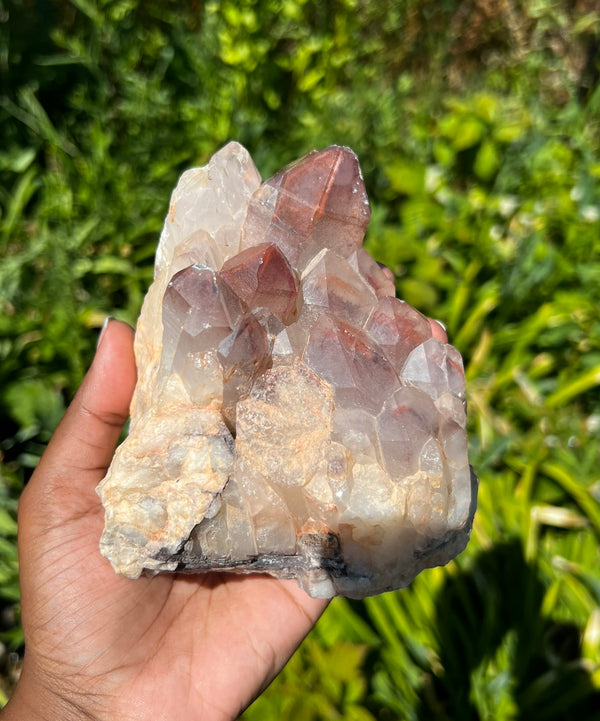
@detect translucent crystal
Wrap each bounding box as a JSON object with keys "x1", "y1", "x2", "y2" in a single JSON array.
[
  {"x1": 220, "y1": 243, "x2": 299, "y2": 323},
  {"x1": 366, "y1": 297, "x2": 432, "y2": 371},
  {"x1": 97, "y1": 141, "x2": 478, "y2": 599},
  {"x1": 241, "y1": 145, "x2": 371, "y2": 271}
]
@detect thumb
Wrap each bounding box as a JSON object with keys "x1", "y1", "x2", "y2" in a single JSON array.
[{"x1": 20, "y1": 319, "x2": 136, "y2": 528}]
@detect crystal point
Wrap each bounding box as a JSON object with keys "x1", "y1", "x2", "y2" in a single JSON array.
[
  {"x1": 220, "y1": 243, "x2": 299, "y2": 323},
  {"x1": 97, "y1": 143, "x2": 478, "y2": 599},
  {"x1": 242, "y1": 145, "x2": 371, "y2": 271}
]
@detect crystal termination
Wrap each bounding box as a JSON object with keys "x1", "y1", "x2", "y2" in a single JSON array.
[{"x1": 97, "y1": 143, "x2": 478, "y2": 599}]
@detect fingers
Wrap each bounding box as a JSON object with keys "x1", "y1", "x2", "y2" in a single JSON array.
[
  {"x1": 379, "y1": 265, "x2": 395, "y2": 283},
  {"x1": 429, "y1": 318, "x2": 448, "y2": 343},
  {"x1": 22, "y1": 320, "x2": 136, "y2": 521}
]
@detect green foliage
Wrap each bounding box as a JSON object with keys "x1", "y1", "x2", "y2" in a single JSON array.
[
  {"x1": 0, "y1": 465, "x2": 21, "y2": 647},
  {"x1": 2, "y1": 0, "x2": 600, "y2": 715}
]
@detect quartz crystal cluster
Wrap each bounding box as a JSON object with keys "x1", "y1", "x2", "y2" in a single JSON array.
[{"x1": 97, "y1": 142, "x2": 477, "y2": 599}]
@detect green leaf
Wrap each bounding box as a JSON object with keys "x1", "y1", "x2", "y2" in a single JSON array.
[
  {"x1": 545, "y1": 364, "x2": 600, "y2": 407},
  {"x1": 0, "y1": 147, "x2": 37, "y2": 173},
  {"x1": 2, "y1": 379, "x2": 65, "y2": 437},
  {"x1": 1, "y1": 167, "x2": 39, "y2": 243},
  {"x1": 384, "y1": 159, "x2": 425, "y2": 195},
  {"x1": 474, "y1": 140, "x2": 501, "y2": 180},
  {"x1": 91, "y1": 256, "x2": 136, "y2": 275},
  {"x1": 540, "y1": 462, "x2": 600, "y2": 536},
  {"x1": 441, "y1": 115, "x2": 485, "y2": 151},
  {"x1": 494, "y1": 122, "x2": 526, "y2": 144},
  {"x1": 573, "y1": 12, "x2": 600, "y2": 34},
  {"x1": 0, "y1": 509, "x2": 17, "y2": 537},
  {"x1": 474, "y1": 93, "x2": 499, "y2": 123}
]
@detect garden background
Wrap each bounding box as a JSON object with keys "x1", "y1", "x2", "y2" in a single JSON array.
[{"x1": 1, "y1": 0, "x2": 600, "y2": 717}]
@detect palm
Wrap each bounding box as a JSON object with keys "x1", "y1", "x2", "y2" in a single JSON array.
[
  {"x1": 25, "y1": 510, "x2": 323, "y2": 720},
  {"x1": 15, "y1": 321, "x2": 326, "y2": 721}
]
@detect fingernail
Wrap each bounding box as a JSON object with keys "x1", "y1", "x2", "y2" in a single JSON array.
[
  {"x1": 97, "y1": 316, "x2": 114, "y2": 348},
  {"x1": 433, "y1": 319, "x2": 447, "y2": 332}
]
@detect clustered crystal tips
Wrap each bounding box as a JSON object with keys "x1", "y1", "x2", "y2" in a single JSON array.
[{"x1": 97, "y1": 142, "x2": 477, "y2": 599}]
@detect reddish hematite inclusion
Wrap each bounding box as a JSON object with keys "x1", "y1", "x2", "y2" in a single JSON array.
[{"x1": 97, "y1": 142, "x2": 477, "y2": 600}]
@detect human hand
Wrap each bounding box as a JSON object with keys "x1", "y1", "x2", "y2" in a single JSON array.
[
  {"x1": 3, "y1": 304, "x2": 447, "y2": 721},
  {"x1": 2, "y1": 320, "x2": 328, "y2": 721}
]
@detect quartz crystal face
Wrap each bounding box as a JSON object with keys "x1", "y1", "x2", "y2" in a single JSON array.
[{"x1": 97, "y1": 142, "x2": 478, "y2": 599}]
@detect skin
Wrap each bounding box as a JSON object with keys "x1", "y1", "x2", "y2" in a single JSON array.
[{"x1": 3, "y1": 314, "x2": 447, "y2": 721}]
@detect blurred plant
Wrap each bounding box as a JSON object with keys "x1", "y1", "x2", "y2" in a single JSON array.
[{"x1": 1, "y1": 0, "x2": 599, "y2": 715}]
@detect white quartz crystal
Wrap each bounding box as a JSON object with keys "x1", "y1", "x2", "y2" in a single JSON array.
[{"x1": 97, "y1": 142, "x2": 478, "y2": 598}]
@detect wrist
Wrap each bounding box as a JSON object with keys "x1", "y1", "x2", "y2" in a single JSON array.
[{"x1": 0, "y1": 660, "x2": 101, "y2": 721}]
